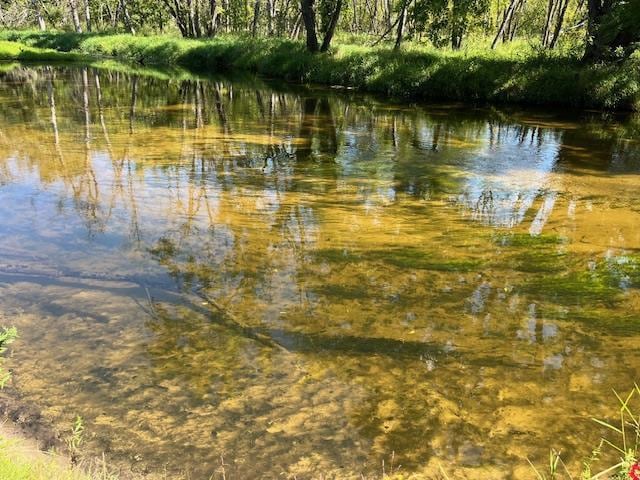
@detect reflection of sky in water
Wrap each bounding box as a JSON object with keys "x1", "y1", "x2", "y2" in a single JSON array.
[{"x1": 458, "y1": 128, "x2": 560, "y2": 229}]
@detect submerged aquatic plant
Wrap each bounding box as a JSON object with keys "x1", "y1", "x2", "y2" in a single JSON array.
[{"x1": 0, "y1": 326, "x2": 18, "y2": 389}]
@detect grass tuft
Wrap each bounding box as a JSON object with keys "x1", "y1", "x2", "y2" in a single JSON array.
[{"x1": 0, "y1": 436, "x2": 116, "y2": 480}]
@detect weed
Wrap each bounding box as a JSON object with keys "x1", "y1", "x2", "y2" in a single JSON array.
[
  {"x1": 530, "y1": 386, "x2": 640, "y2": 479},
  {"x1": 0, "y1": 327, "x2": 18, "y2": 389},
  {"x1": 67, "y1": 416, "x2": 85, "y2": 463}
]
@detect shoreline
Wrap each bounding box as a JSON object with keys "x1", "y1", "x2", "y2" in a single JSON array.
[
  {"x1": 0, "y1": 389, "x2": 62, "y2": 453},
  {"x1": 0, "y1": 385, "x2": 132, "y2": 480},
  {"x1": 0, "y1": 30, "x2": 638, "y2": 112},
  {"x1": 0, "y1": 388, "x2": 85, "y2": 479}
]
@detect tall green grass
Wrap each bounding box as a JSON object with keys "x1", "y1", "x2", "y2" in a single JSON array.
[
  {"x1": 0, "y1": 30, "x2": 638, "y2": 110},
  {"x1": 0, "y1": 436, "x2": 116, "y2": 480},
  {"x1": 528, "y1": 386, "x2": 640, "y2": 479}
]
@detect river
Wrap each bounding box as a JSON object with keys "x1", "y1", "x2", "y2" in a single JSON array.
[{"x1": 0, "y1": 63, "x2": 639, "y2": 479}]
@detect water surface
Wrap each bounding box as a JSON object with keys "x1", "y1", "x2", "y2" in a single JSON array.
[{"x1": 1, "y1": 64, "x2": 640, "y2": 479}]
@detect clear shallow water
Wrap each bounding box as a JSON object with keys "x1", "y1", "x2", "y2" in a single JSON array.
[{"x1": 1, "y1": 64, "x2": 640, "y2": 479}]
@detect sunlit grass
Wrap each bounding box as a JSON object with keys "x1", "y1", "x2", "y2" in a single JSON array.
[
  {"x1": 0, "y1": 30, "x2": 638, "y2": 110},
  {"x1": 0, "y1": 40, "x2": 90, "y2": 62},
  {"x1": 0, "y1": 436, "x2": 117, "y2": 480}
]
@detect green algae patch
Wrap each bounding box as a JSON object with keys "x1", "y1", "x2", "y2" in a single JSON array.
[
  {"x1": 523, "y1": 270, "x2": 621, "y2": 306},
  {"x1": 601, "y1": 254, "x2": 640, "y2": 289},
  {"x1": 374, "y1": 248, "x2": 483, "y2": 272},
  {"x1": 512, "y1": 250, "x2": 572, "y2": 274},
  {"x1": 492, "y1": 232, "x2": 569, "y2": 247},
  {"x1": 314, "y1": 247, "x2": 483, "y2": 272}
]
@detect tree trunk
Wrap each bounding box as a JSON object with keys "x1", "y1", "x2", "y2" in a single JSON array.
[
  {"x1": 583, "y1": 0, "x2": 605, "y2": 60},
  {"x1": 84, "y1": 0, "x2": 91, "y2": 31},
  {"x1": 542, "y1": 0, "x2": 555, "y2": 45},
  {"x1": 320, "y1": 0, "x2": 343, "y2": 51},
  {"x1": 120, "y1": 0, "x2": 135, "y2": 33},
  {"x1": 290, "y1": 12, "x2": 303, "y2": 39},
  {"x1": 491, "y1": 0, "x2": 520, "y2": 48},
  {"x1": 222, "y1": 0, "x2": 230, "y2": 32},
  {"x1": 69, "y1": 0, "x2": 83, "y2": 32},
  {"x1": 450, "y1": 17, "x2": 463, "y2": 49},
  {"x1": 32, "y1": 0, "x2": 46, "y2": 30},
  {"x1": 266, "y1": 0, "x2": 273, "y2": 34},
  {"x1": 164, "y1": 0, "x2": 187, "y2": 35},
  {"x1": 252, "y1": 0, "x2": 261, "y2": 36},
  {"x1": 187, "y1": 0, "x2": 197, "y2": 36},
  {"x1": 300, "y1": 0, "x2": 319, "y2": 52},
  {"x1": 369, "y1": 0, "x2": 377, "y2": 33},
  {"x1": 207, "y1": 0, "x2": 218, "y2": 35},
  {"x1": 351, "y1": 0, "x2": 358, "y2": 31},
  {"x1": 548, "y1": 0, "x2": 569, "y2": 48},
  {"x1": 194, "y1": 0, "x2": 202, "y2": 36},
  {"x1": 385, "y1": 0, "x2": 392, "y2": 29},
  {"x1": 506, "y1": 0, "x2": 523, "y2": 42},
  {"x1": 109, "y1": 1, "x2": 118, "y2": 28},
  {"x1": 394, "y1": 0, "x2": 407, "y2": 50}
]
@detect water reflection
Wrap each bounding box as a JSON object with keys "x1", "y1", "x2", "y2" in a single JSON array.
[{"x1": 0, "y1": 65, "x2": 640, "y2": 479}]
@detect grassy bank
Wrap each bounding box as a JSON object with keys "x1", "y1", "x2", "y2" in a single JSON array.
[
  {"x1": 0, "y1": 30, "x2": 638, "y2": 110},
  {"x1": 0, "y1": 40, "x2": 90, "y2": 62},
  {"x1": 0, "y1": 327, "x2": 114, "y2": 480},
  {"x1": 0, "y1": 436, "x2": 90, "y2": 480},
  {"x1": 0, "y1": 431, "x2": 118, "y2": 480}
]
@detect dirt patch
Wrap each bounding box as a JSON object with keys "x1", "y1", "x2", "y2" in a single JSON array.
[{"x1": 0, "y1": 387, "x2": 65, "y2": 454}]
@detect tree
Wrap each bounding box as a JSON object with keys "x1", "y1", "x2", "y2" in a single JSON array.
[
  {"x1": 299, "y1": 0, "x2": 344, "y2": 52},
  {"x1": 491, "y1": 0, "x2": 524, "y2": 48},
  {"x1": 83, "y1": 0, "x2": 91, "y2": 31},
  {"x1": 2, "y1": 0, "x2": 636, "y2": 61},
  {"x1": 31, "y1": 0, "x2": 46, "y2": 29},
  {"x1": 394, "y1": 0, "x2": 406, "y2": 49},
  {"x1": 320, "y1": 0, "x2": 343, "y2": 51},
  {"x1": 584, "y1": 0, "x2": 640, "y2": 60},
  {"x1": 69, "y1": 0, "x2": 83, "y2": 32},
  {"x1": 300, "y1": 0, "x2": 320, "y2": 51}
]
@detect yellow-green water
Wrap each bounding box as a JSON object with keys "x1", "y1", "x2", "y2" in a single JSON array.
[{"x1": 1, "y1": 64, "x2": 640, "y2": 479}]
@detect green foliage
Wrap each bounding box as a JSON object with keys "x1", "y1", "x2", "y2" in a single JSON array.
[
  {"x1": 66, "y1": 416, "x2": 85, "y2": 458},
  {"x1": 411, "y1": 0, "x2": 489, "y2": 47},
  {"x1": 0, "y1": 327, "x2": 17, "y2": 355},
  {"x1": 1, "y1": 31, "x2": 639, "y2": 109},
  {"x1": 588, "y1": 0, "x2": 640, "y2": 58},
  {"x1": 0, "y1": 327, "x2": 18, "y2": 389}
]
